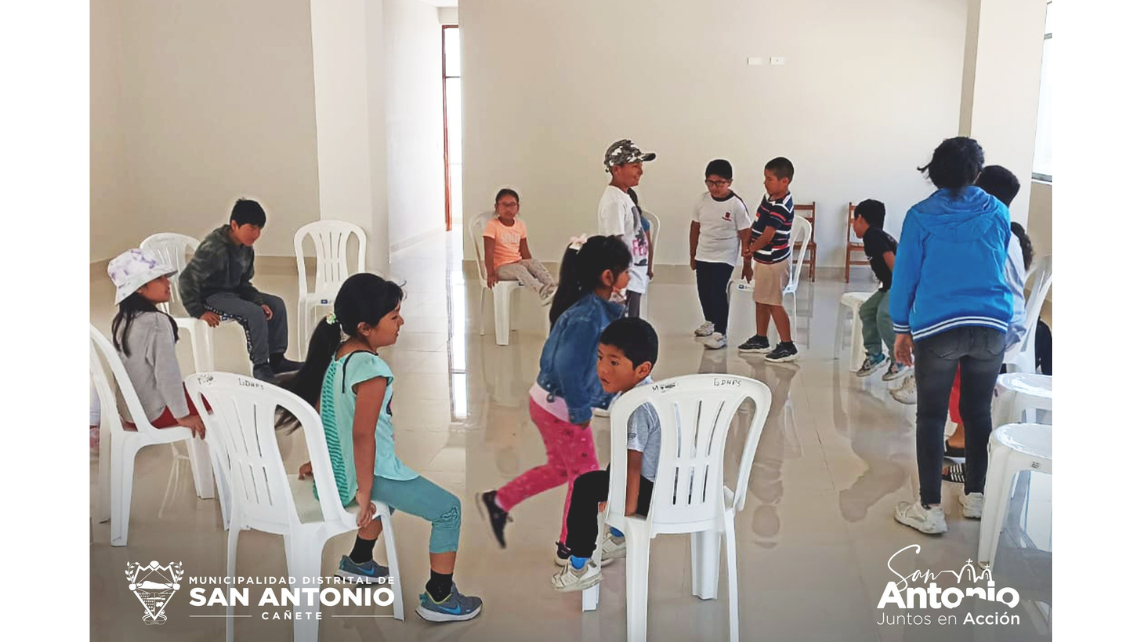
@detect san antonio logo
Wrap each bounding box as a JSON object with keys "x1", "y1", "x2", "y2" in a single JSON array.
[{"x1": 125, "y1": 561, "x2": 184, "y2": 625}]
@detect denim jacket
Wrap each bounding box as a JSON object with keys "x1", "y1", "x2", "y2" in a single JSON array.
[{"x1": 535, "y1": 293, "x2": 624, "y2": 424}]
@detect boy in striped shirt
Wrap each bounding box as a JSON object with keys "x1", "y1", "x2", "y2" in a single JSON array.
[{"x1": 738, "y1": 157, "x2": 798, "y2": 362}]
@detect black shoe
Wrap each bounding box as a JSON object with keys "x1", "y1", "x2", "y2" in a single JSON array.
[
  {"x1": 944, "y1": 440, "x2": 966, "y2": 458},
  {"x1": 270, "y1": 354, "x2": 304, "y2": 374},
  {"x1": 476, "y1": 490, "x2": 510, "y2": 548},
  {"x1": 253, "y1": 364, "x2": 276, "y2": 383},
  {"x1": 766, "y1": 342, "x2": 799, "y2": 363},
  {"x1": 554, "y1": 541, "x2": 572, "y2": 567},
  {"x1": 737, "y1": 334, "x2": 772, "y2": 354}
]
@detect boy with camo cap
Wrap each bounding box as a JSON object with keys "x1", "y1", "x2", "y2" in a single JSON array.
[{"x1": 597, "y1": 139, "x2": 656, "y2": 318}]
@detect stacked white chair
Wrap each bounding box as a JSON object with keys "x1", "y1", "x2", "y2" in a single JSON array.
[
  {"x1": 294, "y1": 221, "x2": 367, "y2": 353},
  {"x1": 581, "y1": 374, "x2": 772, "y2": 642},
  {"x1": 470, "y1": 211, "x2": 523, "y2": 346},
  {"x1": 993, "y1": 373, "x2": 1052, "y2": 427},
  {"x1": 728, "y1": 216, "x2": 812, "y2": 341},
  {"x1": 978, "y1": 423, "x2": 1052, "y2": 567},
  {"x1": 639, "y1": 209, "x2": 661, "y2": 318},
  {"x1": 185, "y1": 372, "x2": 404, "y2": 642},
  {"x1": 89, "y1": 325, "x2": 216, "y2": 546},
  {"x1": 1004, "y1": 255, "x2": 1052, "y2": 373},
  {"x1": 837, "y1": 291, "x2": 876, "y2": 372}
]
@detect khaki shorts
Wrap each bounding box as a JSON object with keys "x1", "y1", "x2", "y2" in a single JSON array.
[{"x1": 751, "y1": 259, "x2": 789, "y2": 305}]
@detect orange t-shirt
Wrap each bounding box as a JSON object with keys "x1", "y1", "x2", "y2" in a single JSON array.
[{"x1": 483, "y1": 217, "x2": 527, "y2": 271}]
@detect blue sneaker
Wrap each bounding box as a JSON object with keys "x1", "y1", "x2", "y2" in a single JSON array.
[
  {"x1": 337, "y1": 556, "x2": 389, "y2": 584},
  {"x1": 416, "y1": 583, "x2": 483, "y2": 622}
]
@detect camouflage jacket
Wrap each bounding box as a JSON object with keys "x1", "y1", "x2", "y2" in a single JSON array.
[{"x1": 178, "y1": 225, "x2": 264, "y2": 318}]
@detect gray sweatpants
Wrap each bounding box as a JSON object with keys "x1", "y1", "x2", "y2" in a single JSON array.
[
  {"x1": 204, "y1": 292, "x2": 288, "y2": 367},
  {"x1": 496, "y1": 259, "x2": 556, "y2": 295}
]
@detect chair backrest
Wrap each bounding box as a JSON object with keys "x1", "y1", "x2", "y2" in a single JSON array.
[
  {"x1": 140, "y1": 233, "x2": 200, "y2": 316},
  {"x1": 641, "y1": 209, "x2": 661, "y2": 250},
  {"x1": 793, "y1": 202, "x2": 816, "y2": 243},
  {"x1": 604, "y1": 374, "x2": 772, "y2": 537},
  {"x1": 1008, "y1": 255, "x2": 1053, "y2": 368},
  {"x1": 786, "y1": 215, "x2": 813, "y2": 294},
  {"x1": 469, "y1": 211, "x2": 497, "y2": 285},
  {"x1": 89, "y1": 324, "x2": 162, "y2": 439},
  {"x1": 294, "y1": 221, "x2": 368, "y2": 298},
  {"x1": 185, "y1": 371, "x2": 356, "y2": 532}
]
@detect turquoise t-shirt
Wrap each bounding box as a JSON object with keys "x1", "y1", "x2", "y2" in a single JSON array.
[{"x1": 317, "y1": 350, "x2": 419, "y2": 507}]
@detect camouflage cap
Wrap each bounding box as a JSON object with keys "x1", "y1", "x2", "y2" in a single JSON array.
[{"x1": 604, "y1": 139, "x2": 656, "y2": 171}]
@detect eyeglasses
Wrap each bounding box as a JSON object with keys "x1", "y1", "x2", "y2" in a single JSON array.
[{"x1": 704, "y1": 180, "x2": 730, "y2": 187}]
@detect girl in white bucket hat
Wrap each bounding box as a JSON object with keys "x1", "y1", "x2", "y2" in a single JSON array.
[{"x1": 106, "y1": 249, "x2": 205, "y2": 438}]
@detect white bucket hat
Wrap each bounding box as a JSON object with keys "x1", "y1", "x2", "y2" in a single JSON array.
[{"x1": 108, "y1": 248, "x2": 177, "y2": 305}]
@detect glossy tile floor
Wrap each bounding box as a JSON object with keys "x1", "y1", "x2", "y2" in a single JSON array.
[{"x1": 90, "y1": 231, "x2": 1051, "y2": 641}]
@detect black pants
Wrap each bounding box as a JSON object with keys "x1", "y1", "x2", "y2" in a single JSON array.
[
  {"x1": 564, "y1": 468, "x2": 653, "y2": 559},
  {"x1": 1035, "y1": 319, "x2": 1052, "y2": 375},
  {"x1": 624, "y1": 292, "x2": 642, "y2": 319},
  {"x1": 914, "y1": 326, "x2": 1005, "y2": 505},
  {"x1": 695, "y1": 261, "x2": 734, "y2": 334}
]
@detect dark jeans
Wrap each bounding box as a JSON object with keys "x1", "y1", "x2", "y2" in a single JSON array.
[
  {"x1": 695, "y1": 261, "x2": 734, "y2": 334},
  {"x1": 914, "y1": 326, "x2": 1005, "y2": 505},
  {"x1": 1035, "y1": 319, "x2": 1052, "y2": 375},
  {"x1": 564, "y1": 467, "x2": 653, "y2": 559}
]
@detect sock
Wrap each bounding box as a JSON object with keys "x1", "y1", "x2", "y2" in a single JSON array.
[
  {"x1": 609, "y1": 527, "x2": 624, "y2": 539},
  {"x1": 349, "y1": 536, "x2": 376, "y2": 564},
  {"x1": 493, "y1": 494, "x2": 506, "y2": 512},
  {"x1": 570, "y1": 555, "x2": 589, "y2": 570},
  {"x1": 426, "y1": 571, "x2": 453, "y2": 602}
]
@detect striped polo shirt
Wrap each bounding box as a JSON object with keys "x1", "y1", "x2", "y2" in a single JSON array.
[{"x1": 750, "y1": 192, "x2": 794, "y2": 264}]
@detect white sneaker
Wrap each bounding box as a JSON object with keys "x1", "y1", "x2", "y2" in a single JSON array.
[
  {"x1": 960, "y1": 492, "x2": 984, "y2": 519},
  {"x1": 693, "y1": 321, "x2": 715, "y2": 337},
  {"x1": 551, "y1": 560, "x2": 602, "y2": 592},
  {"x1": 894, "y1": 500, "x2": 948, "y2": 534},
  {"x1": 890, "y1": 374, "x2": 917, "y2": 405},
  {"x1": 600, "y1": 531, "x2": 626, "y2": 565},
  {"x1": 702, "y1": 332, "x2": 727, "y2": 350}
]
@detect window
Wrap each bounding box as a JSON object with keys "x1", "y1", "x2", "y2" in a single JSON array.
[
  {"x1": 442, "y1": 25, "x2": 461, "y2": 230},
  {"x1": 1032, "y1": 2, "x2": 1052, "y2": 182}
]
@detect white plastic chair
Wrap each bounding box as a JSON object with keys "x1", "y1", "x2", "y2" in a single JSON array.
[
  {"x1": 139, "y1": 233, "x2": 251, "y2": 377},
  {"x1": 993, "y1": 373, "x2": 1052, "y2": 426},
  {"x1": 1004, "y1": 255, "x2": 1052, "y2": 373},
  {"x1": 978, "y1": 423, "x2": 1052, "y2": 567},
  {"x1": 89, "y1": 325, "x2": 216, "y2": 546},
  {"x1": 727, "y1": 215, "x2": 812, "y2": 340},
  {"x1": 837, "y1": 291, "x2": 876, "y2": 372},
  {"x1": 638, "y1": 209, "x2": 661, "y2": 318},
  {"x1": 581, "y1": 374, "x2": 772, "y2": 642},
  {"x1": 185, "y1": 372, "x2": 405, "y2": 642},
  {"x1": 294, "y1": 221, "x2": 367, "y2": 352},
  {"x1": 470, "y1": 211, "x2": 523, "y2": 346}
]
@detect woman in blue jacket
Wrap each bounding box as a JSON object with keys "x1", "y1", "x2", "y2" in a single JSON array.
[{"x1": 890, "y1": 137, "x2": 1013, "y2": 535}]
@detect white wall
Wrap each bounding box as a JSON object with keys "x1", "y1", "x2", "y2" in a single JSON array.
[
  {"x1": 385, "y1": 0, "x2": 447, "y2": 250},
  {"x1": 1027, "y1": 181, "x2": 1051, "y2": 258},
  {"x1": 460, "y1": 0, "x2": 969, "y2": 266},
  {"x1": 90, "y1": 0, "x2": 129, "y2": 262},
  {"x1": 105, "y1": 0, "x2": 321, "y2": 259}
]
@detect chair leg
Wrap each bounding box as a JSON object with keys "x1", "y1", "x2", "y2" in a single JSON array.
[
  {"x1": 582, "y1": 511, "x2": 605, "y2": 612},
  {"x1": 378, "y1": 508, "x2": 405, "y2": 621},
  {"x1": 724, "y1": 515, "x2": 741, "y2": 642},
  {"x1": 493, "y1": 286, "x2": 512, "y2": 346},
  {"x1": 849, "y1": 307, "x2": 864, "y2": 372},
  {"x1": 110, "y1": 437, "x2": 142, "y2": 547},
  {"x1": 844, "y1": 251, "x2": 851, "y2": 283},
  {"x1": 286, "y1": 533, "x2": 323, "y2": 642},
  {"x1": 625, "y1": 522, "x2": 652, "y2": 642},
  {"x1": 297, "y1": 299, "x2": 306, "y2": 358},
  {"x1": 691, "y1": 529, "x2": 721, "y2": 600},
  {"x1": 186, "y1": 437, "x2": 215, "y2": 499},
  {"x1": 226, "y1": 518, "x2": 240, "y2": 642},
  {"x1": 95, "y1": 421, "x2": 112, "y2": 524},
  {"x1": 977, "y1": 446, "x2": 1013, "y2": 566},
  {"x1": 479, "y1": 289, "x2": 488, "y2": 336},
  {"x1": 212, "y1": 449, "x2": 232, "y2": 531}
]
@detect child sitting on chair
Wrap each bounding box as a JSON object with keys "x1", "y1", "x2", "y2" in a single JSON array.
[
  {"x1": 483, "y1": 188, "x2": 557, "y2": 304},
  {"x1": 108, "y1": 249, "x2": 206, "y2": 438},
  {"x1": 551, "y1": 317, "x2": 660, "y2": 592}
]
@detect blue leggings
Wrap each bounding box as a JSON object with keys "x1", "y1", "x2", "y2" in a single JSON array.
[{"x1": 370, "y1": 475, "x2": 461, "y2": 554}]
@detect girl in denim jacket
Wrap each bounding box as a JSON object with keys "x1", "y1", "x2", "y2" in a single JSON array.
[{"x1": 477, "y1": 236, "x2": 632, "y2": 563}]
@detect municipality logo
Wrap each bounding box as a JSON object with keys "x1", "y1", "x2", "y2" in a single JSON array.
[{"x1": 126, "y1": 561, "x2": 184, "y2": 625}]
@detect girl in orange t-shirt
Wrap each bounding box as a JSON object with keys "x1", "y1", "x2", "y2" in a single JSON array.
[{"x1": 483, "y1": 188, "x2": 557, "y2": 304}]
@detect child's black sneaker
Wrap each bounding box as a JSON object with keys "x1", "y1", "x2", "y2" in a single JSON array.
[
  {"x1": 766, "y1": 342, "x2": 799, "y2": 363},
  {"x1": 476, "y1": 490, "x2": 511, "y2": 548},
  {"x1": 737, "y1": 334, "x2": 772, "y2": 354}
]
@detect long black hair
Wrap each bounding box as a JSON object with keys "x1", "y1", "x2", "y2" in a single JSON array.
[
  {"x1": 112, "y1": 293, "x2": 178, "y2": 357},
  {"x1": 918, "y1": 136, "x2": 985, "y2": 191},
  {"x1": 549, "y1": 235, "x2": 631, "y2": 326},
  {"x1": 287, "y1": 273, "x2": 404, "y2": 407},
  {"x1": 1010, "y1": 222, "x2": 1034, "y2": 271}
]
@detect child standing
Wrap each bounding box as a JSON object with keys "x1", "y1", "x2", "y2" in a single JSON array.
[
  {"x1": 178, "y1": 199, "x2": 301, "y2": 382},
  {"x1": 108, "y1": 249, "x2": 206, "y2": 438},
  {"x1": 477, "y1": 236, "x2": 632, "y2": 564},
  {"x1": 851, "y1": 199, "x2": 910, "y2": 380},
  {"x1": 552, "y1": 318, "x2": 659, "y2": 590},
  {"x1": 289, "y1": 274, "x2": 483, "y2": 622},
  {"x1": 483, "y1": 188, "x2": 557, "y2": 304},
  {"x1": 690, "y1": 159, "x2": 752, "y2": 350},
  {"x1": 738, "y1": 157, "x2": 799, "y2": 363},
  {"x1": 598, "y1": 139, "x2": 655, "y2": 318}
]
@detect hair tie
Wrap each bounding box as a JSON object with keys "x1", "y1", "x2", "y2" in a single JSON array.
[
  {"x1": 568, "y1": 234, "x2": 589, "y2": 252},
  {"x1": 325, "y1": 311, "x2": 339, "y2": 325}
]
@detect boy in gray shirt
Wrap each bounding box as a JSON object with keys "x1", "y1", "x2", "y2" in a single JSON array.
[{"x1": 552, "y1": 318, "x2": 660, "y2": 592}]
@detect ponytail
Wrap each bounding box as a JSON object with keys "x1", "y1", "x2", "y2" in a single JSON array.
[
  {"x1": 288, "y1": 319, "x2": 344, "y2": 407},
  {"x1": 548, "y1": 235, "x2": 632, "y2": 325}
]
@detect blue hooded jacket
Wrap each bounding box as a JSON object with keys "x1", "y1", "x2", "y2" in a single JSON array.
[
  {"x1": 535, "y1": 293, "x2": 624, "y2": 424},
  {"x1": 890, "y1": 187, "x2": 1013, "y2": 341}
]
